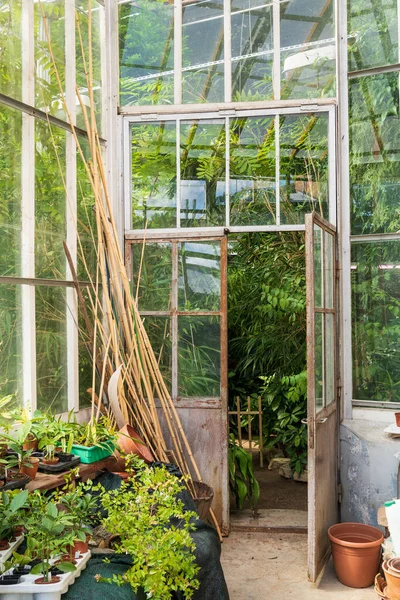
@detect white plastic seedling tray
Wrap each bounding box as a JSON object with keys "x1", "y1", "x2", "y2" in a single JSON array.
[
  {"x1": 0, "y1": 550, "x2": 91, "y2": 600},
  {"x1": 0, "y1": 536, "x2": 24, "y2": 565}
]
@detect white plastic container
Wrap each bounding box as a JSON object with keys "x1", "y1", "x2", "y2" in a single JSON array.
[
  {"x1": 385, "y1": 501, "x2": 400, "y2": 555},
  {"x1": 0, "y1": 550, "x2": 91, "y2": 600},
  {"x1": 0, "y1": 536, "x2": 24, "y2": 566}
]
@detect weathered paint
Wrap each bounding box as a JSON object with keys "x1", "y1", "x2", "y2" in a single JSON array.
[{"x1": 340, "y1": 419, "x2": 399, "y2": 527}]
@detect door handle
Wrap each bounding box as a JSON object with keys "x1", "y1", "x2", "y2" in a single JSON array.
[
  {"x1": 301, "y1": 418, "x2": 308, "y2": 425},
  {"x1": 318, "y1": 418, "x2": 328, "y2": 424}
]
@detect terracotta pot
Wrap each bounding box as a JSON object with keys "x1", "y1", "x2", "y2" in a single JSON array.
[
  {"x1": 383, "y1": 560, "x2": 400, "y2": 600},
  {"x1": 42, "y1": 457, "x2": 59, "y2": 465},
  {"x1": 395, "y1": 413, "x2": 400, "y2": 427},
  {"x1": 34, "y1": 576, "x2": 61, "y2": 585},
  {"x1": 22, "y1": 435, "x2": 38, "y2": 451},
  {"x1": 328, "y1": 522, "x2": 383, "y2": 588},
  {"x1": 73, "y1": 538, "x2": 89, "y2": 554},
  {"x1": 116, "y1": 424, "x2": 154, "y2": 463},
  {"x1": 21, "y1": 457, "x2": 40, "y2": 480}
]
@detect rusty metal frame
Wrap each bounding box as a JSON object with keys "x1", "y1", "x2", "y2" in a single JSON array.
[{"x1": 125, "y1": 235, "x2": 228, "y2": 407}]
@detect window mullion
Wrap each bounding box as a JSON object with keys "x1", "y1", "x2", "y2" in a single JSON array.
[
  {"x1": 21, "y1": 0, "x2": 36, "y2": 412},
  {"x1": 174, "y1": 0, "x2": 182, "y2": 104},
  {"x1": 66, "y1": 0, "x2": 78, "y2": 413},
  {"x1": 224, "y1": 0, "x2": 232, "y2": 103},
  {"x1": 273, "y1": 0, "x2": 281, "y2": 100}
]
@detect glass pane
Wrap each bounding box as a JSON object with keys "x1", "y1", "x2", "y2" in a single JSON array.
[
  {"x1": 0, "y1": 0, "x2": 22, "y2": 101},
  {"x1": 352, "y1": 241, "x2": 400, "y2": 402},
  {"x1": 76, "y1": 0, "x2": 103, "y2": 133},
  {"x1": 77, "y1": 137, "x2": 97, "y2": 281},
  {"x1": 0, "y1": 105, "x2": 22, "y2": 277},
  {"x1": 325, "y1": 312, "x2": 335, "y2": 406},
  {"x1": 78, "y1": 287, "x2": 94, "y2": 409},
  {"x1": 231, "y1": 2, "x2": 273, "y2": 102},
  {"x1": 132, "y1": 243, "x2": 172, "y2": 311},
  {"x1": 131, "y1": 122, "x2": 177, "y2": 230},
  {"x1": 180, "y1": 120, "x2": 226, "y2": 227},
  {"x1": 280, "y1": 0, "x2": 336, "y2": 100},
  {"x1": 35, "y1": 0, "x2": 66, "y2": 118},
  {"x1": 143, "y1": 317, "x2": 172, "y2": 394},
  {"x1": 0, "y1": 284, "x2": 22, "y2": 401},
  {"x1": 314, "y1": 225, "x2": 323, "y2": 308},
  {"x1": 348, "y1": 0, "x2": 398, "y2": 71},
  {"x1": 349, "y1": 73, "x2": 400, "y2": 235},
  {"x1": 324, "y1": 230, "x2": 335, "y2": 309},
  {"x1": 178, "y1": 316, "x2": 220, "y2": 397},
  {"x1": 35, "y1": 120, "x2": 66, "y2": 279},
  {"x1": 315, "y1": 311, "x2": 324, "y2": 411},
  {"x1": 119, "y1": 0, "x2": 174, "y2": 106},
  {"x1": 182, "y1": 0, "x2": 224, "y2": 103},
  {"x1": 36, "y1": 286, "x2": 68, "y2": 413},
  {"x1": 230, "y1": 116, "x2": 276, "y2": 225},
  {"x1": 280, "y1": 114, "x2": 329, "y2": 224},
  {"x1": 178, "y1": 242, "x2": 220, "y2": 311}
]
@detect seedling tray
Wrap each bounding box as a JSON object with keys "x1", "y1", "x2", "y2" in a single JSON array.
[
  {"x1": 36, "y1": 454, "x2": 81, "y2": 474},
  {"x1": 0, "y1": 550, "x2": 91, "y2": 600},
  {"x1": 0, "y1": 536, "x2": 24, "y2": 565},
  {"x1": 70, "y1": 442, "x2": 114, "y2": 464},
  {"x1": 2, "y1": 475, "x2": 30, "y2": 491}
]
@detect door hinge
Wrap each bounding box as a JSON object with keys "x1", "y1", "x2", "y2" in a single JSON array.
[{"x1": 338, "y1": 483, "x2": 343, "y2": 504}]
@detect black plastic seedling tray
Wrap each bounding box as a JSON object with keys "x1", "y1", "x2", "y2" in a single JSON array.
[{"x1": 33, "y1": 452, "x2": 81, "y2": 473}]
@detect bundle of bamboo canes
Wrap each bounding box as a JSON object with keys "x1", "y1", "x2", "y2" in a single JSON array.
[{"x1": 38, "y1": 1, "x2": 221, "y2": 535}]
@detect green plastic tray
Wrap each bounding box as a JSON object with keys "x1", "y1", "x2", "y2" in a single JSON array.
[{"x1": 70, "y1": 441, "x2": 114, "y2": 464}]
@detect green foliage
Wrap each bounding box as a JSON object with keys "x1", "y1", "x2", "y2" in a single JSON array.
[
  {"x1": 228, "y1": 232, "x2": 306, "y2": 393},
  {"x1": 0, "y1": 489, "x2": 29, "y2": 541},
  {"x1": 228, "y1": 436, "x2": 260, "y2": 510},
  {"x1": 260, "y1": 372, "x2": 308, "y2": 474},
  {"x1": 99, "y1": 463, "x2": 200, "y2": 600}
]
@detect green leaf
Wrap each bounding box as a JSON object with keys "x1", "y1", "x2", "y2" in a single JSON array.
[
  {"x1": 9, "y1": 489, "x2": 28, "y2": 513},
  {"x1": 57, "y1": 561, "x2": 77, "y2": 573}
]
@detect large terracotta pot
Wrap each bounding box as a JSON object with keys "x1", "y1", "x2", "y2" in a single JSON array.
[
  {"x1": 383, "y1": 559, "x2": 400, "y2": 600},
  {"x1": 21, "y1": 457, "x2": 40, "y2": 480},
  {"x1": 116, "y1": 424, "x2": 154, "y2": 463},
  {"x1": 328, "y1": 522, "x2": 383, "y2": 588}
]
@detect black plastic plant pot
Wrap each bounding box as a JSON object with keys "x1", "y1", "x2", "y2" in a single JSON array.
[
  {"x1": 56, "y1": 452, "x2": 74, "y2": 462},
  {"x1": 50, "y1": 567, "x2": 64, "y2": 576},
  {"x1": 31, "y1": 452, "x2": 44, "y2": 458},
  {"x1": 0, "y1": 575, "x2": 21, "y2": 585},
  {"x1": 13, "y1": 567, "x2": 31, "y2": 576}
]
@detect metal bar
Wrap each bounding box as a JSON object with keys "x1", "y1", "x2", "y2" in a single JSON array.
[
  {"x1": 352, "y1": 400, "x2": 400, "y2": 409},
  {"x1": 125, "y1": 224, "x2": 307, "y2": 239},
  {"x1": 224, "y1": 0, "x2": 232, "y2": 103},
  {"x1": 0, "y1": 94, "x2": 107, "y2": 145},
  {"x1": 0, "y1": 276, "x2": 92, "y2": 288},
  {"x1": 174, "y1": 0, "x2": 182, "y2": 104},
  {"x1": 140, "y1": 310, "x2": 222, "y2": 317},
  {"x1": 273, "y1": 0, "x2": 281, "y2": 100},
  {"x1": 120, "y1": 98, "x2": 337, "y2": 116},
  {"x1": 351, "y1": 233, "x2": 400, "y2": 243},
  {"x1": 21, "y1": 0, "x2": 36, "y2": 412},
  {"x1": 314, "y1": 308, "x2": 336, "y2": 314}
]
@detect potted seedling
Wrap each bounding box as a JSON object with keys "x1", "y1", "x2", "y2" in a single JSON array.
[
  {"x1": 0, "y1": 490, "x2": 29, "y2": 550},
  {"x1": 98, "y1": 463, "x2": 200, "y2": 600},
  {"x1": 26, "y1": 501, "x2": 77, "y2": 584},
  {"x1": 0, "y1": 422, "x2": 39, "y2": 484},
  {"x1": 71, "y1": 417, "x2": 116, "y2": 464}
]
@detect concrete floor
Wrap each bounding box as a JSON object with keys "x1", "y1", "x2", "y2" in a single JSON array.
[{"x1": 221, "y1": 531, "x2": 377, "y2": 600}]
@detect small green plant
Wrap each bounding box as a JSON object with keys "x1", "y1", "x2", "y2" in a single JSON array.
[
  {"x1": 74, "y1": 416, "x2": 116, "y2": 449},
  {"x1": 98, "y1": 463, "x2": 200, "y2": 600},
  {"x1": 260, "y1": 371, "x2": 308, "y2": 474},
  {"x1": 228, "y1": 435, "x2": 260, "y2": 511},
  {"x1": 26, "y1": 500, "x2": 77, "y2": 582},
  {"x1": 0, "y1": 489, "x2": 29, "y2": 541}
]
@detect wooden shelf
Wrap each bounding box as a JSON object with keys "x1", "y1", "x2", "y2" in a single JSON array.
[{"x1": 26, "y1": 457, "x2": 119, "y2": 492}]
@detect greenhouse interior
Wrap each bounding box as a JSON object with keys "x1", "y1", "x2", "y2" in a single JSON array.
[{"x1": 0, "y1": 0, "x2": 399, "y2": 598}]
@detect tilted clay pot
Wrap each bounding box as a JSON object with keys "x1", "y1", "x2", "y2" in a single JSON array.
[
  {"x1": 116, "y1": 424, "x2": 154, "y2": 463},
  {"x1": 21, "y1": 457, "x2": 40, "y2": 480}
]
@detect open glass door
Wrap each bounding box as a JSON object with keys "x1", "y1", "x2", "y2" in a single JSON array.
[
  {"x1": 306, "y1": 213, "x2": 338, "y2": 582},
  {"x1": 125, "y1": 236, "x2": 229, "y2": 533}
]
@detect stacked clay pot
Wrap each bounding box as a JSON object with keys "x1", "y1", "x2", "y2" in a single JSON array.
[{"x1": 383, "y1": 558, "x2": 400, "y2": 600}]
